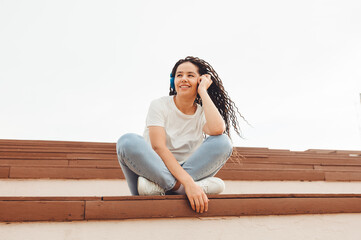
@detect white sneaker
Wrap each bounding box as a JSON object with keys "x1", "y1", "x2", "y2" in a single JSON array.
[
  {"x1": 137, "y1": 176, "x2": 165, "y2": 196},
  {"x1": 195, "y1": 177, "x2": 225, "y2": 194}
]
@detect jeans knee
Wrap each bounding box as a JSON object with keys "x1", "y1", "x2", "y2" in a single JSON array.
[
  {"x1": 116, "y1": 133, "x2": 140, "y2": 155},
  {"x1": 208, "y1": 134, "x2": 233, "y2": 157}
]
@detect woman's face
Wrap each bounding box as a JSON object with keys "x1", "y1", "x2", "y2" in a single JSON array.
[{"x1": 174, "y1": 62, "x2": 200, "y2": 98}]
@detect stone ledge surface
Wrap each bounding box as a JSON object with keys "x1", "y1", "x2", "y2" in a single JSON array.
[{"x1": 1, "y1": 194, "x2": 361, "y2": 222}]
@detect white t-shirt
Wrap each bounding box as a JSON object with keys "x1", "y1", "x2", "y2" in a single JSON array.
[{"x1": 143, "y1": 96, "x2": 206, "y2": 164}]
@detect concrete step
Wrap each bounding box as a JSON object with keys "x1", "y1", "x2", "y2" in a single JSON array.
[
  {"x1": 1, "y1": 180, "x2": 361, "y2": 196},
  {"x1": 1, "y1": 214, "x2": 361, "y2": 240}
]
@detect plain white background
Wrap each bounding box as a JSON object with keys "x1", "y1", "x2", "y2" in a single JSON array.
[{"x1": 0, "y1": 0, "x2": 360, "y2": 150}]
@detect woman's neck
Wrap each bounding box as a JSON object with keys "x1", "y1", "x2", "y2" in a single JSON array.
[{"x1": 173, "y1": 95, "x2": 197, "y2": 115}]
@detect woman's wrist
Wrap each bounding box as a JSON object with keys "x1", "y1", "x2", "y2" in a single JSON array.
[
  {"x1": 198, "y1": 88, "x2": 208, "y2": 97},
  {"x1": 180, "y1": 175, "x2": 195, "y2": 186}
]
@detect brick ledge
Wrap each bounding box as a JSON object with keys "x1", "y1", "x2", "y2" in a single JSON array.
[{"x1": 1, "y1": 194, "x2": 361, "y2": 222}]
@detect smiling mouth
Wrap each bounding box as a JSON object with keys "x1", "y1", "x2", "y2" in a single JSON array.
[{"x1": 179, "y1": 85, "x2": 191, "y2": 88}]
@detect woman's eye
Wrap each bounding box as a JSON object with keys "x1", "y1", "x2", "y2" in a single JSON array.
[{"x1": 189, "y1": 75, "x2": 194, "y2": 77}]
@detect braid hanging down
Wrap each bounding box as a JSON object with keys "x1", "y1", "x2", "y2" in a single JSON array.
[{"x1": 169, "y1": 56, "x2": 247, "y2": 140}]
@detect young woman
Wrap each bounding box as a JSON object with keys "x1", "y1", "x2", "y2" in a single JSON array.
[{"x1": 116, "y1": 56, "x2": 244, "y2": 213}]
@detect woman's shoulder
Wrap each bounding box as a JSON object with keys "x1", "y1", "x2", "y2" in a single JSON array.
[
  {"x1": 150, "y1": 95, "x2": 172, "y2": 103},
  {"x1": 149, "y1": 96, "x2": 173, "y2": 109}
]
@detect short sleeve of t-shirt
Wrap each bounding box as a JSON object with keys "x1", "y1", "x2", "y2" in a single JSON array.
[{"x1": 146, "y1": 99, "x2": 166, "y2": 127}]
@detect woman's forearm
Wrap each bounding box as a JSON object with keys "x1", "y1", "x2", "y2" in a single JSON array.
[
  {"x1": 153, "y1": 146, "x2": 194, "y2": 186},
  {"x1": 154, "y1": 145, "x2": 209, "y2": 214},
  {"x1": 199, "y1": 89, "x2": 225, "y2": 134}
]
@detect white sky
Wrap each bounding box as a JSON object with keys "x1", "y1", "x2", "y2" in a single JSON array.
[{"x1": 0, "y1": 0, "x2": 361, "y2": 151}]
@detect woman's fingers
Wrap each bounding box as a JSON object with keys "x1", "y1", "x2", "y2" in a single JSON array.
[
  {"x1": 198, "y1": 193, "x2": 209, "y2": 213},
  {"x1": 198, "y1": 74, "x2": 212, "y2": 92},
  {"x1": 194, "y1": 198, "x2": 201, "y2": 213},
  {"x1": 203, "y1": 193, "x2": 209, "y2": 212},
  {"x1": 199, "y1": 196, "x2": 205, "y2": 213},
  {"x1": 188, "y1": 196, "x2": 196, "y2": 211},
  {"x1": 187, "y1": 195, "x2": 205, "y2": 213},
  {"x1": 190, "y1": 194, "x2": 209, "y2": 213}
]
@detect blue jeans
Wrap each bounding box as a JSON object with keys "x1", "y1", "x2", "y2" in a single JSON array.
[{"x1": 116, "y1": 133, "x2": 233, "y2": 195}]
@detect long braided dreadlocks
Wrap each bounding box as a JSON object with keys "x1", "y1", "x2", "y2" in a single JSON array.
[{"x1": 169, "y1": 56, "x2": 247, "y2": 140}]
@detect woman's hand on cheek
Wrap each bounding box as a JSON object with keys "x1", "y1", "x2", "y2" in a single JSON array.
[{"x1": 198, "y1": 74, "x2": 212, "y2": 94}]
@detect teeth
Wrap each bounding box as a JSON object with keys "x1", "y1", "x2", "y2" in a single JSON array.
[{"x1": 179, "y1": 86, "x2": 190, "y2": 88}]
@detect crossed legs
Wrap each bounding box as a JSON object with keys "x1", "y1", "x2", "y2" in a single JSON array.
[{"x1": 116, "y1": 133, "x2": 233, "y2": 195}]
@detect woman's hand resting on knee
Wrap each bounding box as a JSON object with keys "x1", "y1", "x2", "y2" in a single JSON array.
[
  {"x1": 184, "y1": 181, "x2": 209, "y2": 213},
  {"x1": 149, "y1": 126, "x2": 209, "y2": 213}
]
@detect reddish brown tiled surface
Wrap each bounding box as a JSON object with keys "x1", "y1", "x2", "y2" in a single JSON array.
[
  {"x1": 1, "y1": 139, "x2": 361, "y2": 181},
  {"x1": 325, "y1": 172, "x2": 361, "y2": 181},
  {"x1": 1, "y1": 194, "x2": 361, "y2": 222},
  {"x1": 9, "y1": 166, "x2": 123, "y2": 179},
  {"x1": 217, "y1": 169, "x2": 325, "y2": 181},
  {"x1": 0, "y1": 200, "x2": 85, "y2": 222},
  {"x1": 0, "y1": 167, "x2": 9, "y2": 178}
]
